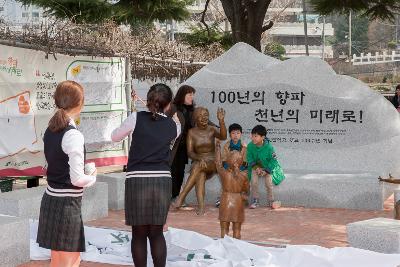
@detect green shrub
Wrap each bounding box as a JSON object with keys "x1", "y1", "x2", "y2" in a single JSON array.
[
  {"x1": 264, "y1": 42, "x2": 286, "y2": 60},
  {"x1": 180, "y1": 24, "x2": 233, "y2": 50}
]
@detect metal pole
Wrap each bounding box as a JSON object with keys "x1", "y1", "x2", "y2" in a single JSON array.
[
  {"x1": 124, "y1": 56, "x2": 132, "y2": 156},
  {"x1": 396, "y1": 14, "x2": 399, "y2": 45},
  {"x1": 322, "y1": 15, "x2": 325, "y2": 60},
  {"x1": 302, "y1": 0, "x2": 309, "y2": 56},
  {"x1": 349, "y1": 10, "x2": 352, "y2": 59},
  {"x1": 171, "y1": 20, "x2": 175, "y2": 41}
]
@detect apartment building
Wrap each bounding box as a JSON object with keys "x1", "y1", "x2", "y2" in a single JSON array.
[
  {"x1": 0, "y1": 0, "x2": 45, "y2": 26},
  {"x1": 172, "y1": 0, "x2": 334, "y2": 59}
]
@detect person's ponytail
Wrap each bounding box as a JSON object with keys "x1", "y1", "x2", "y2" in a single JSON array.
[
  {"x1": 48, "y1": 80, "x2": 84, "y2": 132},
  {"x1": 49, "y1": 108, "x2": 70, "y2": 132},
  {"x1": 146, "y1": 83, "x2": 172, "y2": 121},
  {"x1": 147, "y1": 101, "x2": 161, "y2": 120}
]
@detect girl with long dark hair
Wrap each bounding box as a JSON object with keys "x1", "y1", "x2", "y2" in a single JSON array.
[
  {"x1": 169, "y1": 85, "x2": 195, "y2": 200},
  {"x1": 111, "y1": 83, "x2": 181, "y2": 267}
]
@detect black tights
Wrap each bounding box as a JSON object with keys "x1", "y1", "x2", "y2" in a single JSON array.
[{"x1": 131, "y1": 225, "x2": 166, "y2": 267}]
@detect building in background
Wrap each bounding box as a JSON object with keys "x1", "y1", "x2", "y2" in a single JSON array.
[
  {"x1": 0, "y1": 0, "x2": 46, "y2": 27},
  {"x1": 1, "y1": 0, "x2": 334, "y2": 59},
  {"x1": 165, "y1": 0, "x2": 334, "y2": 59},
  {"x1": 266, "y1": 0, "x2": 334, "y2": 58}
]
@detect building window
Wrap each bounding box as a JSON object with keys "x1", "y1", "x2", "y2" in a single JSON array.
[
  {"x1": 22, "y1": 12, "x2": 29, "y2": 18},
  {"x1": 32, "y1": 12, "x2": 39, "y2": 17},
  {"x1": 0, "y1": 7, "x2": 4, "y2": 12}
]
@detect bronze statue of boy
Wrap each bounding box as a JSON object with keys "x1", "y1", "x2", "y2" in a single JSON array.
[{"x1": 215, "y1": 140, "x2": 249, "y2": 239}]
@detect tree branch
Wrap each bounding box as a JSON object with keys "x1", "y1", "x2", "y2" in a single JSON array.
[
  {"x1": 262, "y1": 21, "x2": 274, "y2": 32},
  {"x1": 200, "y1": 0, "x2": 211, "y2": 37},
  {"x1": 269, "y1": 0, "x2": 296, "y2": 22}
]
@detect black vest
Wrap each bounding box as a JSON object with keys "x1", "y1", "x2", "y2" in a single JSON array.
[
  {"x1": 43, "y1": 125, "x2": 83, "y2": 190},
  {"x1": 127, "y1": 111, "x2": 176, "y2": 172}
]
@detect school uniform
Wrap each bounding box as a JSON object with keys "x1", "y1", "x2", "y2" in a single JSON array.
[
  {"x1": 111, "y1": 111, "x2": 180, "y2": 226},
  {"x1": 36, "y1": 119, "x2": 96, "y2": 252}
]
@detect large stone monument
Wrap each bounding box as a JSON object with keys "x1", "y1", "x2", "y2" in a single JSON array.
[{"x1": 180, "y1": 42, "x2": 400, "y2": 209}]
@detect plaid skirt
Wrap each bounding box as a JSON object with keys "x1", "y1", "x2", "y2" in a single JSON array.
[
  {"x1": 125, "y1": 176, "x2": 171, "y2": 226},
  {"x1": 36, "y1": 192, "x2": 85, "y2": 252}
]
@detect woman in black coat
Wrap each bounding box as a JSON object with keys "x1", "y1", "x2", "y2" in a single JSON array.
[
  {"x1": 169, "y1": 85, "x2": 196, "y2": 200},
  {"x1": 392, "y1": 84, "x2": 400, "y2": 109}
]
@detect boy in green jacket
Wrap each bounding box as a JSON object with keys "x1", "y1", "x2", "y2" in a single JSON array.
[{"x1": 247, "y1": 125, "x2": 285, "y2": 209}]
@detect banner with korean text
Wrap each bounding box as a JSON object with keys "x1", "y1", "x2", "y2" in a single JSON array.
[{"x1": 0, "y1": 44, "x2": 128, "y2": 176}]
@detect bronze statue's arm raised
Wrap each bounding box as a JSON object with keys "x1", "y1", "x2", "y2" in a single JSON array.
[
  {"x1": 379, "y1": 176, "x2": 400, "y2": 184},
  {"x1": 214, "y1": 107, "x2": 227, "y2": 140}
]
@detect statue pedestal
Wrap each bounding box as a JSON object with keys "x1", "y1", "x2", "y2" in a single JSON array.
[{"x1": 184, "y1": 171, "x2": 399, "y2": 210}]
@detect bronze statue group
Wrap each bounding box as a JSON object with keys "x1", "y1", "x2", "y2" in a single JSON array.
[{"x1": 36, "y1": 81, "x2": 285, "y2": 267}]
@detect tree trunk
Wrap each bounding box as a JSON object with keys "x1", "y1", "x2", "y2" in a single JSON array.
[{"x1": 220, "y1": 0, "x2": 272, "y2": 51}]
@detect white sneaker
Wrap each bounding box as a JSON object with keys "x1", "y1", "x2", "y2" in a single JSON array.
[{"x1": 249, "y1": 198, "x2": 259, "y2": 209}]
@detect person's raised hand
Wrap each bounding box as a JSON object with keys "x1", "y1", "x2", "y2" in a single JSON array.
[
  {"x1": 131, "y1": 90, "x2": 139, "y2": 102},
  {"x1": 217, "y1": 107, "x2": 225, "y2": 121}
]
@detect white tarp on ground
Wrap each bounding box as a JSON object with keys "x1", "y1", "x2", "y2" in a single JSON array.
[{"x1": 30, "y1": 221, "x2": 400, "y2": 267}]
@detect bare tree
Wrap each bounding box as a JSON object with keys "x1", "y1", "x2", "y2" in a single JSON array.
[
  {"x1": 218, "y1": 0, "x2": 274, "y2": 51},
  {"x1": 0, "y1": 20, "x2": 224, "y2": 80},
  {"x1": 201, "y1": 0, "x2": 296, "y2": 51}
]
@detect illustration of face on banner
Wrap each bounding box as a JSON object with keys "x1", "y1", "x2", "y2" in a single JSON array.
[{"x1": 0, "y1": 91, "x2": 38, "y2": 159}]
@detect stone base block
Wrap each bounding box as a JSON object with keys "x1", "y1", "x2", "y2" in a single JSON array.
[
  {"x1": 81, "y1": 182, "x2": 108, "y2": 221},
  {"x1": 0, "y1": 186, "x2": 44, "y2": 219},
  {"x1": 0, "y1": 182, "x2": 108, "y2": 221},
  {"x1": 347, "y1": 218, "x2": 400, "y2": 253},
  {"x1": 0, "y1": 215, "x2": 29, "y2": 267},
  {"x1": 97, "y1": 173, "x2": 126, "y2": 210}
]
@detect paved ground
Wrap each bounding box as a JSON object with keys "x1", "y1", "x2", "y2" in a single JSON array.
[{"x1": 19, "y1": 196, "x2": 394, "y2": 267}]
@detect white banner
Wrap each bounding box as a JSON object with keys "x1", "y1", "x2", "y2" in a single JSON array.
[{"x1": 0, "y1": 44, "x2": 128, "y2": 176}]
